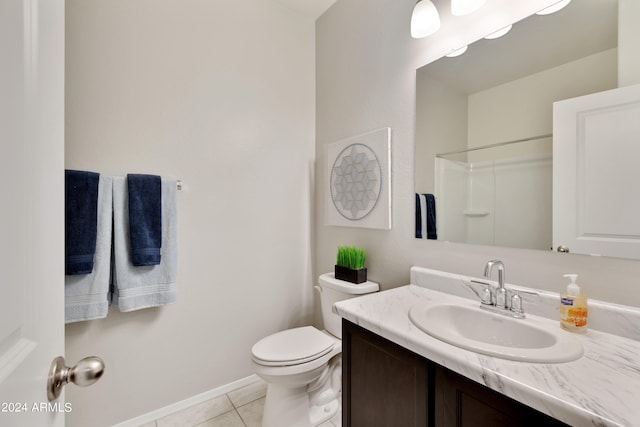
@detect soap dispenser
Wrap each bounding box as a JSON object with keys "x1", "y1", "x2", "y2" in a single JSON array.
[{"x1": 559, "y1": 274, "x2": 588, "y2": 333}]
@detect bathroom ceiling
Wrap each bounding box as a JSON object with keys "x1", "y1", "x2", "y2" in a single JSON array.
[
  {"x1": 424, "y1": 0, "x2": 617, "y2": 94},
  {"x1": 273, "y1": 0, "x2": 337, "y2": 19}
]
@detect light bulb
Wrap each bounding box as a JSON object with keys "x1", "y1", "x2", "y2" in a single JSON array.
[{"x1": 411, "y1": 0, "x2": 441, "y2": 38}]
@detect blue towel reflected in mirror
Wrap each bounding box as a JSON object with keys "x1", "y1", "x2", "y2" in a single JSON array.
[{"x1": 415, "y1": 193, "x2": 437, "y2": 240}]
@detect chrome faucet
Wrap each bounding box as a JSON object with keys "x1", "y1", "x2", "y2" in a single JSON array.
[
  {"x1": 480, "y1": 259, "x2": 525, "y2": 319},
  {"x1": 484, "y1": 259, "x2": 507, "y2": 308}
]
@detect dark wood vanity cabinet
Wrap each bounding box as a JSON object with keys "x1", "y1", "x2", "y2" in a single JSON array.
[
  {"x1": 436, "y1": 367, "x2": 568, "y2": 427},
  {"x1": 342, "y1": 320, "x2": 569, "y2": 427},
  {"x1": 342, "y1": 319, "x2": 430, "y2": 427}
]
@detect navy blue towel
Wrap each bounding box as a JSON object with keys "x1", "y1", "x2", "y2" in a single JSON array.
[
  {"x1": 127, "y1": 174, "x2": 162, "y2": 266},
  {"x1": 65, "y1": 170, "x2": 100, "y2": 275},
  {"x1": 415, "y1": 193, "x2": 437, "y2": 240},
  {"x1": 415, "y1": 193, "x2": 422, "y2": 239},
  {"x1": 425, "y1": 194, "x2": 437, "y2": 240}
]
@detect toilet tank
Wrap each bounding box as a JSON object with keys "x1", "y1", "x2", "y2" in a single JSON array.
[{"x1": 317, "y1": 273, "x2": 379, "y2": 339}]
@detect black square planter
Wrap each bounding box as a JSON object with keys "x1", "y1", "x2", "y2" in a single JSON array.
[{"x1": 335, "y1": 265, "x2": 367, "y2": 284}]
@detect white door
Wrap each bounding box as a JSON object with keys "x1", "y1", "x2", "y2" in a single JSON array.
[
  {"x1": 553, "y1": 83, "x2": 640, "y2": 259},
  {"x1": 0, "y1": 0, "x2": 66, "y2": 425}
]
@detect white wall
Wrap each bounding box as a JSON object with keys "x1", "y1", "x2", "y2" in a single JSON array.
[
  {"x1": 468, "y1": 49, "x2": 617, "y2": 149},
  {"x1": 64, "y1": 1, "x2": 315, "y2": 425},
  {"x1": 315, "y1": 0, "x2": 640, "y2": 321},
  {"x1": 415, "y1": 73, "x2": 468, "y2": 193},
  {"x1": 619, "y1": 0, "x2": 640, "y2": 86}
]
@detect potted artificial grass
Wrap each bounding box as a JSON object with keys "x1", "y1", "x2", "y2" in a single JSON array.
[{"x1": 335, "y1": 246, "x2": 367, "y2": 284}]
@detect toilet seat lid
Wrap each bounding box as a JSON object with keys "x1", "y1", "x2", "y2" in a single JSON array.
[{"x1": 251, "y1": 326, "x2": 335, "y2": 366}]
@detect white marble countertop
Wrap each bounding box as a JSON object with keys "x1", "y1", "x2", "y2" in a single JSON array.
[{"x1": 334, "y1": 270, "x2": 640, "y2": 427}]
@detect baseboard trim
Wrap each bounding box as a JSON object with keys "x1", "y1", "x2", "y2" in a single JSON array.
[{"x1": 111, "y1": 374, "x2": 261, "y2": 427}]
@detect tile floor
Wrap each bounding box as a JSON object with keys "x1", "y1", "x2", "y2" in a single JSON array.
[
  {"x1": 139, "y1": 378, "x2": 267, "y2": 427},
  {"x1": 138, "y1": 377, "x2": 340, "y2": 427}
]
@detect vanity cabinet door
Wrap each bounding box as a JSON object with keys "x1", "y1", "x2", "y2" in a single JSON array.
[
  {"x1": 343, "y1": 321, "x2": 570, "y2": 427},
  {"x1": 436, "y1": 368, "x2": 568, "y2": 427},
  {"x1": 342, "y1": 320, "x2": 430, "y2": 427}
]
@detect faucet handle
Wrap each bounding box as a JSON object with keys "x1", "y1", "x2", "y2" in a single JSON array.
[
  {"x1": 471, "y1": 280, "x2": 494, "y2": 305},
  {"x1": 510, "y1": 292, "x2": 523, "y2": 314},
  {"x1": 480, "y1": 286, "x2": 492, "y2": 305}
]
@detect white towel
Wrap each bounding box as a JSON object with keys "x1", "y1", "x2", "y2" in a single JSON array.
[
  {"x1": 111, "y1": 177, "x2": 177, "y2": 312},
  {"x1": 65, "y1": 176, "x2": 113, "y2": 323}
]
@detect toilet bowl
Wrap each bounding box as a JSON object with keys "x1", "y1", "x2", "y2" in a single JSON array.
[{"x1": 251, "y1": 273, "x2": 378, "y2": 427}]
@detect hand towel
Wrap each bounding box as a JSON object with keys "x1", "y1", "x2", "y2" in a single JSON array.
[
  {"x1": 65, "y1": 176, "x2": 113, "y2": 323},
  {"x1": 127, "y1": 174, "x2": 162, "y2": 266},
  {"x1": 111, "y1": 177, "x2": 177, "y2": 312},
  {"x1": 415, "y1": 193, "x2": 437, "y2": 240},
  {"x1": 65, "y1": 170, "x2": 100, "y2": 275}
]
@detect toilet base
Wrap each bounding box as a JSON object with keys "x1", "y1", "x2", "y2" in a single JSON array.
[
  {"x1": 262, "y1": 383, "x2": 341, "y2": 427},
  {"x1": 262, "y1": 383, "x2": 313, "y2": 427},
  {"x1": 260, "y1": 355, "x2": 342, "y2": 427},
  {"x1": 309, "y1": 397, "x2": 340, "y2": 426}
]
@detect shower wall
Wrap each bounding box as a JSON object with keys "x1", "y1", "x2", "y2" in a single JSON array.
[{"x1": 436, "y1": 153, "x2": 552, "y2": 250}]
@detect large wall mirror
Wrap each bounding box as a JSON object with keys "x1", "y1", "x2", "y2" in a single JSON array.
[{"x1": 414, "y1": 0, "x2": 640, "y2": 259}]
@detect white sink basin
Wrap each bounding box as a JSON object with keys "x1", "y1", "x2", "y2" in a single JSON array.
[{"x1": 409, "y1": 302, "x2": 583, "y2": 363}]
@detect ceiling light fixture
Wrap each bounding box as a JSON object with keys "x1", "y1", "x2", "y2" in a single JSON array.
[
  {"x1": 411, "y1": 0, "x2": 441, "y2": 38},
  {"x1": 536, "y1": 0, "x2": 571, "y2": 16},
  {"x1": 451, "y1": 0, "x2": 486, "y2": 16},
  {"x1": 445, "y1": 46, "x2": 468, "y2": 57},
  {"x1": 484, "y1": 24, "x2": 513, "y2": 40}
]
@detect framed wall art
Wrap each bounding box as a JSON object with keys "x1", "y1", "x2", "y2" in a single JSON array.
[{"x1": 325, "y1": 127, "x2": 392, "y2": 230}]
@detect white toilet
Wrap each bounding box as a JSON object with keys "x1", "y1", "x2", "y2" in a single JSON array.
[{"x1": 251, "y1": 273, "x2": 378, "y2": 427}]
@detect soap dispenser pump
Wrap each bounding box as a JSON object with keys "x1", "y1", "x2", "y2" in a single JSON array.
[{"x1": 560, "y1": 274, "x2": 588, "y2": 333}]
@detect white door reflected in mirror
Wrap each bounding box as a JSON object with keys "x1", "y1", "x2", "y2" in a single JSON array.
[{"x1": 553, "y1": 83, "x2": 640, "y2": 259}]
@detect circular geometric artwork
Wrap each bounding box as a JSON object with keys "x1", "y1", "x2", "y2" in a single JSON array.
[{"x1": 330, "y1": 143, "x2": 382, "y2": 220}]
